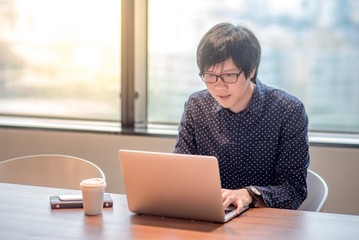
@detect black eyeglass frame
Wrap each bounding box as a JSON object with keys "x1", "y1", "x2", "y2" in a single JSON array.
[{"x1": 199, "y1": 70, "x2": 244, "y2": 84}]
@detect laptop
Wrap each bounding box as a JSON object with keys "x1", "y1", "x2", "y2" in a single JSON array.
[{"x1": 118, "y1": 149, "x2": 248, "y2": 223}]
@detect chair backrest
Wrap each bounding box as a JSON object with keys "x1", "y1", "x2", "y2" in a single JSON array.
[
  {"x1": 298, "y1": 169, "x2": 328, "y2": 212},
  {"x1": 0, "y1": 154, "x2": 105, "y2": 190}
]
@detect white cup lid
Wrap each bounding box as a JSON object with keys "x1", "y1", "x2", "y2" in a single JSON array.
[{"x1": 80, "y1": 178, "x2": 106, "y2": 187}]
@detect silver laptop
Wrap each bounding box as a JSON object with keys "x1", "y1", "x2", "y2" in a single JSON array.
[{"x1": 118, "y1": 149, "x2": 248, "y2": 223}]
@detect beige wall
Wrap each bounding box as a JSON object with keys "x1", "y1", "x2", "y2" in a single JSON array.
[{"x1": 1, "y1": 127, "x2": 358, "y2": 215}]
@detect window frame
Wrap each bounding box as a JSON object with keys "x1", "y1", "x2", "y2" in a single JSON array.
[
  {"x1": 0, "y1": 0, "x2": 359, "y2": 148},
  {"x1": 121, "y1": 0, "x2": 135, "y2": 129}
]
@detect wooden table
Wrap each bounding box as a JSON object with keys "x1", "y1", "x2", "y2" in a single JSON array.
[{"x1": 1, "y1": 182, "x2": 358, "y2": 240}]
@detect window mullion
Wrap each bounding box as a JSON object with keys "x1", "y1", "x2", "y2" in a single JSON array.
[{"x1": 121, "y1": 0, "x2": 135, "y2": 129}]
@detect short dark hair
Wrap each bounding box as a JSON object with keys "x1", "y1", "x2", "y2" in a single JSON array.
[{"x1": 197, "y1": 23, "x2": 261, "y2": 82}]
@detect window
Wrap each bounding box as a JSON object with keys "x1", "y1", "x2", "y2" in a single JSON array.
[
  {"x1": 1, "y1": 0, "x2": 359, "y2": 138},
  {"x1": 148, "y1": 0, "x2": 359, "y2": 133},
  {"x1": 0, "y1": 0, "x2": 120, "y2": 121}
]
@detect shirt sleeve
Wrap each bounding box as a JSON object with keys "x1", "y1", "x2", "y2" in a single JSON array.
[
  {"x1": 256, "y1": 101, "x2": 310, "y2": 209},
  {"x1": 173, "y1": 100, "x2": 199, "y2": 155}
]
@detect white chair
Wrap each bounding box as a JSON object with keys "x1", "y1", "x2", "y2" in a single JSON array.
[
  {"x1": 298, "y1": 169, "x2": 328, "y2": 212},
  {"x1": 0, "y1": 154, "x2": 105, "y2": 189}
]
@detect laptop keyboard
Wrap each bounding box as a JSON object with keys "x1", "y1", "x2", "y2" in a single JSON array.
[
  {"x1": 225, "y1": 205, "x2": 237, "y2": 214},
  {"x1": 225, "y1": 208, "x2": 234, "y2": 214}
]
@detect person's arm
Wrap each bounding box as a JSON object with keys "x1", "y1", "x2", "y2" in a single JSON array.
[
  {"x1": 257, "y1": 101, "x2": 310, "y2": 209},
  {"x1": 173, "y1": 100, "x2": 198, "y2": 155}
]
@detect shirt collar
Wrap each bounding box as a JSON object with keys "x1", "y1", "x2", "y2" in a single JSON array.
[{"x1": 214, "y1": 78, "x2": 265, "y2": 117}]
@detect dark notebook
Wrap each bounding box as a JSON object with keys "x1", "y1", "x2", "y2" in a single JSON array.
[{"x1": 50, "y1": 194, "x2": 113, "y2": 209}]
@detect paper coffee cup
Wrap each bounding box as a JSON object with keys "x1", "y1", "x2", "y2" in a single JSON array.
[{"x1": 80, "y1": 178, "x2": 107, "y2": 215}]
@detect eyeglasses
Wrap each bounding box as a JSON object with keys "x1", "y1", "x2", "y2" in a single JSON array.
[{"x1": 199, "y1": 70, "x2": 243, "y2": 84}]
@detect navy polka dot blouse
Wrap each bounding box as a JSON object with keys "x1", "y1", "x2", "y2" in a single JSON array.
[{"x1": 174, "y1": 79, "x2": 310, "y2": 209}]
